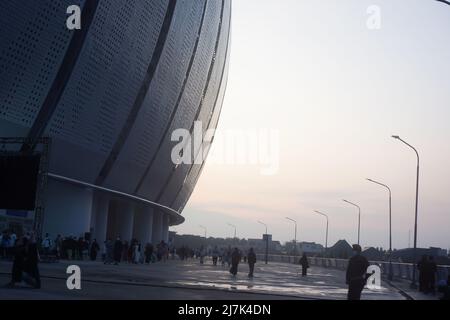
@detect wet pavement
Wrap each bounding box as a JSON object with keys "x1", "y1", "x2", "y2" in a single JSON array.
[{"x1": 0, "y1": 259, "x2": 406, "y2": 300}]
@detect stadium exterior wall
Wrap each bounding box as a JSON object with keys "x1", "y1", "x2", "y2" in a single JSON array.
[{"x1": 0, "y1": 0, "x2": 231, "y2": 244}]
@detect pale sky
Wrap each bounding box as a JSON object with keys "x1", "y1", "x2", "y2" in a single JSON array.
[{"x1": 173, "y1": 0, "x2": 450, "y2": 251}]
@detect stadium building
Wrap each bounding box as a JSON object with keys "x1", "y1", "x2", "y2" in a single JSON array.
[{"x1": 0, "y1": 0, "x2": 231, "y2": 244}]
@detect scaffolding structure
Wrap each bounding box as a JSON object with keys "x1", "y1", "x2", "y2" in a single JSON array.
[{"x1": 0, "y1": 137, "x2": 51, "y2": 238}]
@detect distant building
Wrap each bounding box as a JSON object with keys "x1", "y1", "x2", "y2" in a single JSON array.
[
  {"x1": 362, "y1": 247, "x2": 385, "y2": 261},
  {"x1": 326, "y1": 240, "x2": 353, "y2": 259},
  {"x1": 299, "y1": 242, "x2": 324, "y2": 254},
  {"x1": 391, "y1": 247, "x2": 449, "y2": 264},
  {"x1": 248, "y1": 234, "x2": 282, "y2": 253},
  {"x1": 284, "y1": 241, "x2": 324, "y2": 255}
]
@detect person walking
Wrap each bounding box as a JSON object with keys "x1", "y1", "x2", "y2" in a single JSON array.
[
  {"x1": 41, "y1": 233, "x2": 52, "y2": 259},
  {"x1": 199, "y1": 245, "x2": 205, "y2": 264},
  {"x1": 104, "y1": 239, "x2": 114, "y2": 265},
  {"x1": 247, "y1": 248, "x2": 257, "y2": 278},
  {"x1": 417, "y1": 255, "x2": 429, "y2": 293},
  {"x1": 23, "y1": 233, "x2": 41, "y2": 289},
  {"x1": 428, "y1": 256, "x2": 438, "y2": 294},
  {"x1": 133, "y1": 242, "x2": 140, "y2": 264},
  {"x1": 113, "y1": 237, "x2": 123, "y2": 265},
  {"x1": 299, "y1": 253, "x2": 309, "y2": 277},
  {"x1": 55, "y1": 234, "x2": 63, "y2": 260},
  {"x1": 8, "y1": 237, "x2": 27, "y2": 287},
  {"x1": 90, "y1": 239, "x2": 100, "y2": 261},
  {"x1": 144, "y1": 243, "x2": 153, "y2": 264},
  {"x1": 229, "y1": 248, "x2": 241, "y2": 277},
  {"x1": 212, "y1": 246, "x2": 219, "y2": 266},
  {"x1": 346, "y1": 244, "x2": 370, "y2": 300},
  {"x1": 438, "y1": 276, "x2": 450, "y2": 300}
]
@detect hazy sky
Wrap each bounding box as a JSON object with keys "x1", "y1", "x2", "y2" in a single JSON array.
[{"x1": 173, "y1": 0, "x2": 450, "y2": 250}]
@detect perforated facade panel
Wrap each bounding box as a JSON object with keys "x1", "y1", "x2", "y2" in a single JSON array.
[{"x1": 0, "y1": 0, "x2": 231, "y2": 219}]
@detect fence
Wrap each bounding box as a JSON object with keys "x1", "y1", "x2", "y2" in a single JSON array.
[{"x1": 256, "y1": 253, "x2": 450, "y2": 282}]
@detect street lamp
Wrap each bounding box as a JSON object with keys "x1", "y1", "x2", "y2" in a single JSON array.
[
  {"x1": 257, "y1": 220, "x2": 269, "y2": 264},
  {"x1": 227, "y1": 223, "x2": 237, "y2": 239},
  {"x1": 343, "y1": 199, "x2": 361, "y2": 246},
  {"x1": 199, "y1": 225, "x2": 207, "y2": 239},
  {"x1": 392, "y1": 135, "x2": 420, "y2": 288},
  {"x1": 366, "y1": 178, "x2": 393, "y2": 281},
  {"x1": 285, "y1": 217, "x2": 297, "y2": 255},
  {"x1": 314, "y1": 211, "x2": 329, "y2": 251}
]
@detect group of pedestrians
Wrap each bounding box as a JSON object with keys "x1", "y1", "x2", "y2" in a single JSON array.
[
  {"x1": 195, "y1": 246, "x2": 258, "y2": 278},
  {"x1": 103, "y1": 237, "x2": 167, "y2": 265},
  {"x1": 0, "y1": 230, "x2": 17, "y2": 259},
  {"x1": 228, "y1": 247, "x2": 257, "y2": 278}
]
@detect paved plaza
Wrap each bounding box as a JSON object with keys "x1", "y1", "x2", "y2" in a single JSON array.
[{"x1": 0, "y1": 259, "x2": 416, "y2": 300}]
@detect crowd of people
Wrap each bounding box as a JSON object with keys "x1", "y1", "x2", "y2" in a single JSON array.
[
  {"x1": 3, "y1": 230, "x2": 449, "y2": 300},
  {"x1": 0, "y1": 230, "x2": 18, "y2": 259},
  {"x1": 6, "y1": 232, "x2": 41, "y2": 289},
  {"x1": 183, "y1": 245, "x2": 258, "y2": 278},
  {"x1": 102, "y1": 237, "x2": 170, "y2": 265}
]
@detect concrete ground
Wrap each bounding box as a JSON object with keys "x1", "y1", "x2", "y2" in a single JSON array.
[{"x1": 0, "y1": 259, "x2": 407, "y2": 300}]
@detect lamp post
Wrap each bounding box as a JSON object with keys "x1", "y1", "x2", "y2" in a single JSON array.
[
  {"x1": 199, "y1": 225, "x2": 207, "y2": 239},
  {"x1": 285, "y1": 217, "x2": 297, "y2": 255},
  {"x1": 366, "y1": 178, "x2": 393, "y2": 281},
  {"x1": 227, "y1": 223, "x2": 237, "y2": 239},
  {"x1": 343, "y1": 199, "x2": 361, "y2": 246},
  {"x1": 392, "y1": 135, "x2": 420, "y2": 288},
  {"x1": 257, "y1": 220, "x2": 269, "y2": 264},
  {"x1": 314, "y1": 211, "x2": 329, "y2": 251}
]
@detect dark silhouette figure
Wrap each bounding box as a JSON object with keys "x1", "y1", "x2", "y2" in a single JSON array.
[
  {"x1": 299, "y1": 253, "x2": 309, "y2": 277},
  {"x1": 229, "y1": 248, "x2": 241, "y2": 276},
  {"x1": 212, "y1": 246, "x2": 219, "y2": 266},
  {"x1": 24, "y1": 237, "x2": 41, "y2": 289},
  {"x1": 428, "y1": 256, "x2": 437, "y2": 294},
  {"x1": 438, "y1": 276, "x2": 450, "y2": 300},
  {"x1": 346, "y1": 244, "x2": 369, "y2": 300},
  {"x1": 9, "y1": 237, "x2": 27, "y2": 286},
  {"x1": 113, "y1": 237, "x2": 123, "y2": 265},
  {"x1": 247, "y1": 248, "x2": 257, "y2": 278},
  {"x1": 418, "y1": 255, "x2": 429, "y2": 293},
  {"x1": 144, "y1": 243, "x2": 153, "y2": 263},
  {"x1": 90, "y1": 239, "x2": 100, "y2": 261}
]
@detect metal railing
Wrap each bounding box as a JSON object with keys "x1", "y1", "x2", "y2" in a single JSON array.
[{"x1": 256, "y1": 253, "x2": 450, "y2": 282}]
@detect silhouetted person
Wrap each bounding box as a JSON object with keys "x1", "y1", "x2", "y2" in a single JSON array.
[
  {"x1": 24, "y1": 234, "x2": 41, "y2": 289},
  {"x1": 144, "y1": 243, "x2": 153, "y2": 264},
  {"x1": 299, "y1": 253, "x2": 309, "y2": 277},
  {"x1": 113, "y1": 237, "x2": 123, "y2": 265},
  {"x1": 90, "y1": 239, "x2": 100, "y2": 261},
  {"x1": 230, "y1": 248, "x2": 241, "y2": 276},
  {"x1": 438, "y1": 276, "x2": 450, "y2": 300},
  {"x1": 346, "y1": 244, "x2": 369, "y2": 300},
  {"x1": 247, "y1": 248, "x2": 256, "y2": 278},
  {"x1": 8, "y1": 237, "x2": 27, "y2": 287},
  {"x1": 418, "y1": 255, "x2": 429, "y2": 292},
  {"x1": 212, "y1": 246, "x2": 219, "y2": 266},
  {"x1": 428, "y1": 256, "x2": 437, "y2": 294}
]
